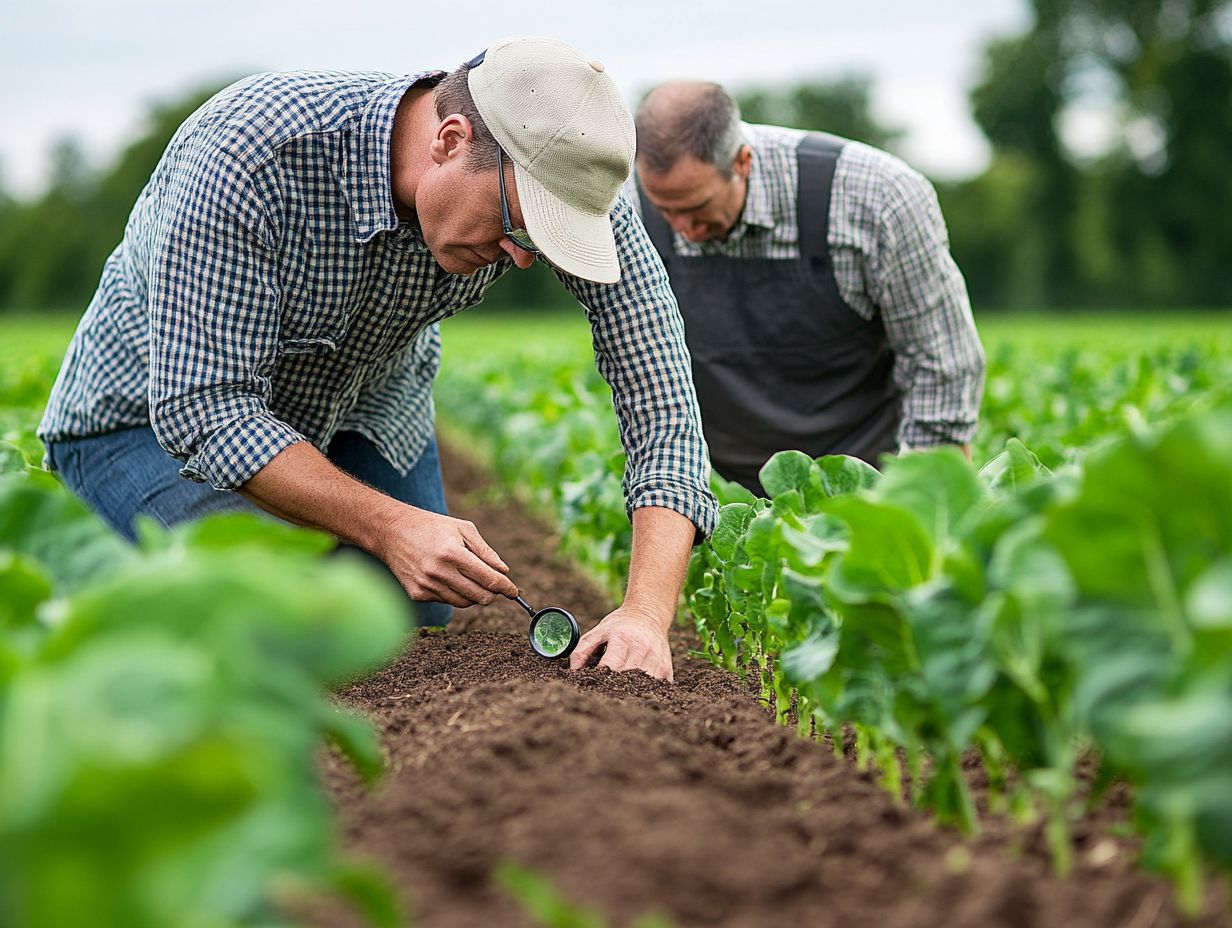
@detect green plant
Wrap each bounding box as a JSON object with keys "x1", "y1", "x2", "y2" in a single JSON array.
[{"x1": 0, "y1": 467, "x2": 410, "y2": 927}]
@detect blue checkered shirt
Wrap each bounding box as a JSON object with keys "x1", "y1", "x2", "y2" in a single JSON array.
[{"x1": 39, "y1": 70, "x2": 718, "y2": 537}]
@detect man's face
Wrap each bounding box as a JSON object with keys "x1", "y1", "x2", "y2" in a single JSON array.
[
  {"x1": 411, "y1": 117, "x2": 536, "y2": 276},
  {"x1": 637, "y1": 149, "x2": 751, "y2": 243}
]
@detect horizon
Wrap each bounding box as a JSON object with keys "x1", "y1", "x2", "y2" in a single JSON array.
[{"x1": 1, "y1": 0, "x2": 1035, "y2": 198}]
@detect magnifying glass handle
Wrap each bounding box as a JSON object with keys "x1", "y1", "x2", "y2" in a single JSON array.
[{"x1": 513, "y1": 594, "x2": 536, "y2": 617}]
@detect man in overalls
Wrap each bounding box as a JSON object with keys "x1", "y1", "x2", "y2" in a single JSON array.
[{"x1": 633, "y1": 81, "x2": 985, "y2": 496}]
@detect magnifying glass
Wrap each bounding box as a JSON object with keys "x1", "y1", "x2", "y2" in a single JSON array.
[{"x1": 512, "y1": 594, "x2": 580, "y2": 660}]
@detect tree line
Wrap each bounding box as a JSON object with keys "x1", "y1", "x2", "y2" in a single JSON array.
[{"x1": 0, "y1": 0, "x2": 1227, "y2": 314}]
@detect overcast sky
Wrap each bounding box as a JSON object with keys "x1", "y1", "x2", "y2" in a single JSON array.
[{"x1": 1, "y1": 0, "x2": 1031, "y2": 197}]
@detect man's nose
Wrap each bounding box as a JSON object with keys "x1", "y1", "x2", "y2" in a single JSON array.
[
  {"x1": 667, "y1": 213, "x2": 692, "y2": 234},
  {"x1": 499, "y1": 237, "x2": 537, "y2": 269}
]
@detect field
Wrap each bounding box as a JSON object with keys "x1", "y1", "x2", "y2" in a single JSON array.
[{"x1": 2, "y1": 308, "x2": 1231, "y2": 927}]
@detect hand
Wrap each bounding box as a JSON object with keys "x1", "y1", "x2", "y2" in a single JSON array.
[
  {"x1": 569, "y1": 605, "x2": 674, "y2": 681},
  {"x1": 376, "y1": 506, "x2": 519, "y2": 607}
]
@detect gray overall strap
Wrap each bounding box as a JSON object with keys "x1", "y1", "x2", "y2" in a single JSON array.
[{"x1": 795, "y1": 132, "x2": 844, "y2": 266}]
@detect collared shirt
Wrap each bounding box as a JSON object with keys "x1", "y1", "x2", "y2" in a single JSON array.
[
  {"x1": 631, "y1": 123, "x2": 985, "y2": 448},
  {"x1": 40, "y1": 70, "x2": 717, "y2": 536}
]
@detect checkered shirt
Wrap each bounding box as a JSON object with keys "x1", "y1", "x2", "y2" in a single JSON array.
[
  {"x1": 39, "y1": 70, "x2": 718, "y2": 536},
  {"x1": 631, "y1": 123, "x2": 985, "y2": 448}
]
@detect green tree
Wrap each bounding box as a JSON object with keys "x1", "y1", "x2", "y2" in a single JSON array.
[
  {"x1": 734, "y1": 75, "x2": 904, "y2": 151},
  {"x1": 959, "y1": 0, "x2": 1232, "y2": 308},
  {"x1": 0, "y1": 83, "x2": 231, "y2": 313},
  {"x1": 1091, "y1": 0, "x2": 1232, "y2": 304}
]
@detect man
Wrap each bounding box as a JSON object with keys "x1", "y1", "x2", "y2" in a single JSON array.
[
  {"x1": 39, "y1": 38, "x2": 717, "y2": 681},
  {"x1": 633, "y1": 81, "x2": 985, "y2": 495}
]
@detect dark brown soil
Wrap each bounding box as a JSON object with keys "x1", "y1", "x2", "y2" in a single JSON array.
[{"x1": 323, "y1": 442, "x2": 1229, "y2": 928}]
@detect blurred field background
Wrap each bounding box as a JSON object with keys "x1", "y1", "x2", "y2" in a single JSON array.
[
  {"x1": 1, "y1": 0, "x2": 1229, "y2": 320},
  {"x1": 2, "y1": 0, "x2": 1228, "y2": 461}
]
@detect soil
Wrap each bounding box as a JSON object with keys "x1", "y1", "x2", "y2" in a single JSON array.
[{"x1": 322, "y1": 441, "x2": 1229, "y2": 928}]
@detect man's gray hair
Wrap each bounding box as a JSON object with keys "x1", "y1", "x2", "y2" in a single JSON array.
[
  {"x1": 635, "y1": 81, "x2": 745, "y2": 178},
  {"x1": 433, "y1": 62, "x2": 499, "y2": 173}
]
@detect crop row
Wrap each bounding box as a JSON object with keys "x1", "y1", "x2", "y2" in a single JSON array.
[
  {"x1": 436, "y1": 333, "x2": 1232, "y2": 912},
  {"x1": 1, "y1": 378, "x2": 407, "y2": 926},
  {"x1": 435, "y1": 335, "x2": 1231, "y2": 584},
  {"x1": 690, "y1": 408, "x2": 1231, "y2": 912}
]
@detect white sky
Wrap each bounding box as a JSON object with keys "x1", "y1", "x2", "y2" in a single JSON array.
[{"x1": 0, "y1": 0, "x2": 1033, "y2": 197}]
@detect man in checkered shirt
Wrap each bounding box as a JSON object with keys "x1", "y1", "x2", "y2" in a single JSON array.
[
  {"x1": 39, "y1": 38, "x2": 718, "y2": 682},
  {"x1": 632, "y1": 81, "x2": 985, "y2": 496}
]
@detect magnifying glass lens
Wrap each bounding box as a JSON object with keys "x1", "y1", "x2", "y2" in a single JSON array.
[{"x1": 531, "y1": 609, "x2": 577, "y2": 658}]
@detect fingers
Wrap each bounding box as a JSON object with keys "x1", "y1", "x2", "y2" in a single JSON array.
[
  {"x1": 458, "y1": 522, "x2": 510, "y2": 575},
  {"x1": 569, "y1": 627, "x2": 608, "y2": 671},
  {"x1": 651, "y1": 653, "x2": 674, "y2": 683},
  {"x1": 386, "y1": 512, "x2": 518, "y2": 606},
  {"x1": 456, "y1": 552, "x2": 519, "y2": 601},
  {"x1": 458, "y1": 524, "x2": 519, "y2": 599},
  {"x1": 425, "y1": 570, "x2": 501, "y2": 608},
  {"x1": 597, "y1": 636, "x2": 631, "y2": 673},
  {"x1": 570, "y1": 614, "x2": 675, "y2": 681}
]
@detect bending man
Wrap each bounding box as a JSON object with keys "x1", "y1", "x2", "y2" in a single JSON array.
[
  {"x1": 40, "y1": 39, "x2": 717, "y2": 681},
  {"x1": 633, "y1": 81, "x2": 985, "y2": 495}
]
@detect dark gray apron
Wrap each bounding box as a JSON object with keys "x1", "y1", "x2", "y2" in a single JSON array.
[{"x1": 638, "y1": 133, "x2": 901, "y2": 496}]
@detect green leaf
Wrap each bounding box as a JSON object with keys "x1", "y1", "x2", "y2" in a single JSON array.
[
  {"x1": 824, "y1": 497, "x2": 935, "y2": 596},
  {"x1": 0, "y1": 473, "x2": 134, "y2": 593},
  {"x1": 320, "y1": 709, "x2": 385, "y2": 786},
  {"x1": 710, "y1": 504, "x2": 754, "y2": 562},
  {"x1": 495, "y1": 862, "x2": 606, "y2": 928},
  {"x1": 979, "y1": 438, "x2": 1051, "y2": 492},
  {"x1": 1046, "y1": 406, "x2": 1232, "y2": 609},
  {"x1": 0, "y1": 551, "x2": 53, "y2": 630},
  {"x1": 760, "y1": 450, "x2": 814, "y2": 499},
  {"x1": 328, "y1": 863, "x2": 405, "y2": 928},
  {"x1": 875, "y1": 447, "x2": 988, "y2": 542},
  {"x1": 1187, "y1": 560, "x2": 1232, "y2": 629},
  {"x1": 711, "y1": 473, "x2": 758, "y2": 505},
  {"x1": 782, "y1": 626, "x2": 840, "y2": 683},
  {"x1": 143, "y1": 511, "x2": 335, "y2": 558},
  {"x1": 814, "y1": 454, "x2": 881, "y2": 498}
]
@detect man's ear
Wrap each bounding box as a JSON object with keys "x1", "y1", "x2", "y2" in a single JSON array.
[
  {"x1": 429, "y1": 114, "x2": 473, "y2": 166},
  {"x1": 732, "y1": 144, "x2": 753, "y2": 181}
]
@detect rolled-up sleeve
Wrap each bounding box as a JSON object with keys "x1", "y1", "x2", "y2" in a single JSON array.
[
  {"x1": 867, "y1": 168, "x2": 985, "y2": 449},
  {"x1": 555, "y1": 194, "x2": 719, "y2": 540},
  {"x1": 146, "y1": 151, "x2": 305, "y2": 489}
]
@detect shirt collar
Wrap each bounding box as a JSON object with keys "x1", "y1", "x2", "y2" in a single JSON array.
[
  {"x1": 732, "y1": 126, "x2": 777, "y2": 235},
  {"x1": 343, "y1": 70, "x2": 444, "y2": 243}
]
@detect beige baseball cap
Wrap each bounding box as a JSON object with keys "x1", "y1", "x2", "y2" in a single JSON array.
[{"x1": 467, "y1": 37, "x2": 635, "y2": 284}]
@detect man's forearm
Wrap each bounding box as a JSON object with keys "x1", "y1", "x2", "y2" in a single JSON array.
[
  {"x1": 238, "y1": 440, "x2": 399, "y2": 552},
  {"x1": 622, "y1": 506, "x2": 697, "y2": 631},
  {"x1": 236, "y1": 440, "x2": 517, "y2": 608}
]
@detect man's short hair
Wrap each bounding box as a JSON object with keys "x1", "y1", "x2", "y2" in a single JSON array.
[
  {"x1": 434, "y1": 63, "x2": 499, "y2": 173},
  {"x1": 635, "y1": 82, "x2": 745, "y2": 178}
]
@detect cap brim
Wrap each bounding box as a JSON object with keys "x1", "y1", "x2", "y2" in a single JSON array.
[{"x1": 514, "y1": 162, "x2": 620, "y2": 285}]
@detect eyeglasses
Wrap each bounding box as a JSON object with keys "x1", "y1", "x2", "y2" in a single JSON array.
[{"x1": 497, "y1": 144, "x2": 539, "y2": 255}]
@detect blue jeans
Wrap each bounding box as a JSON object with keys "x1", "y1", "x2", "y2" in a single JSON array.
[{"x1": 44, "y1": 426, "x2": 453, "y2": 628}]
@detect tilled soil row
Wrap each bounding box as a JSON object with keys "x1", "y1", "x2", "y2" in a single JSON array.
[{"x1": 324, "y1": 442, "x2": 1227, "y2": 928}]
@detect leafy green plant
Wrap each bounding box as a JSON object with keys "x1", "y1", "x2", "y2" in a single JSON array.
[
  {"x1": 687, "y1": 401, "x2": 1232, "y2": 912},
  {"x1": 0, "y1": 467, "x2": 410, "y2": 928}
]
